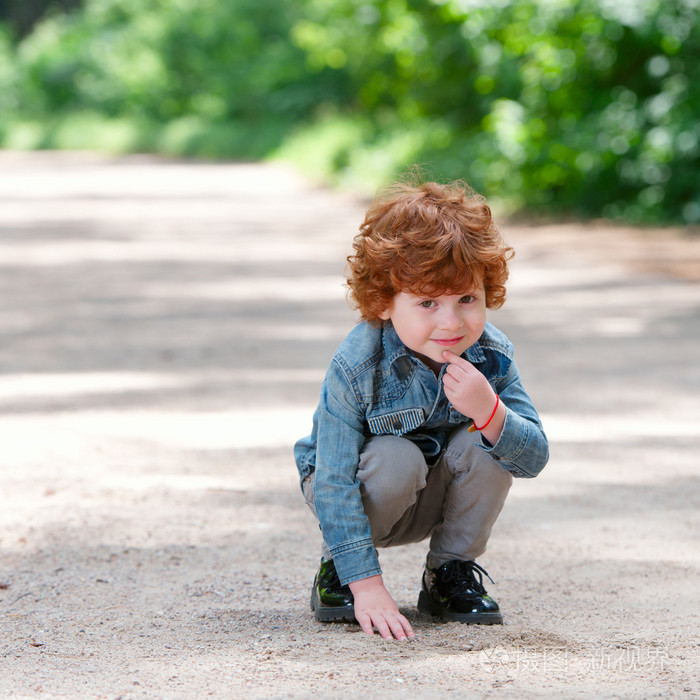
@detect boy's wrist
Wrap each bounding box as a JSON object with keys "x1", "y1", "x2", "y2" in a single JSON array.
[
  {"x1": 348, "y1": 574, "x2": 385, "y2": 594},
  {"x1": 479, "y1": 399, "x2": 507, "y2": 445},
  {"x1": 463, "y1": 384, "x2": 497, "y2": 427},
  {"x1": 471, "y1": 390, "x2": 500, "y2": 429}
]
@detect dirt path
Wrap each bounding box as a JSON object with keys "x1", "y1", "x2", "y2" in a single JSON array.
[{"x1": 1, "y1": 151, "x2": 699, "y2": 699}]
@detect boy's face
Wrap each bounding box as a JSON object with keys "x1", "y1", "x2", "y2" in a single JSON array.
[{"x1": 378, "y1": 284, "x2": 487, "y2": 372}]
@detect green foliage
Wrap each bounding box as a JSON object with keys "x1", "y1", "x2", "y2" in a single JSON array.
[
  {"x1": 6, "y1": 0, "x2": 338, "y2": 156},
  {"x1": 2, "y1": 0, "x2": 699, "y2": 223},
  {"x1": 289, "y1": 0, "x2": 700, "y2": 223},
  {"x1": 123, "y1": 0, "x2": 330, "y2": 123},
  {"x1": 0, "y1": 23, "x2": 18, "y2": 115}
]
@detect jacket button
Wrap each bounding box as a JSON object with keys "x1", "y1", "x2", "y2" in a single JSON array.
[{"x1": 393, "y1": 420, "x2": 403, "y2": 431}]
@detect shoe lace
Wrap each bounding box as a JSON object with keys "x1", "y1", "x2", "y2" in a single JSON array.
[{"x1": 440, "y1": 560, "x2": 495, "y2": 596}]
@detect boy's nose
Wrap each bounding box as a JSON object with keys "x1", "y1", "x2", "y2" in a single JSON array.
[{"x1": 437, "y1": 308, "x2": 462, "y2": 330}]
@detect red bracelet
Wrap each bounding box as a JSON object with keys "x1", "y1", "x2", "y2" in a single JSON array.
[{"x1": 468, "y1": 394, "x2": 500, "y2": 432}]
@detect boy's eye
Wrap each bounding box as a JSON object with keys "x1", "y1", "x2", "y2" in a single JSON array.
[
  {"x1": 460, "y1": 295, "x2": 475, "y2": 304},
  {"x1": 419, "y1": 300, "x2": 436, "y2": 308}
]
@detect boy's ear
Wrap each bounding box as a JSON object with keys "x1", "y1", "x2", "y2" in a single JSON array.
[{"x1": 378, "y1": 307, "x2": 392, "y2": 321}]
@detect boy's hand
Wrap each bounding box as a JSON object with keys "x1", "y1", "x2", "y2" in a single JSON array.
[
  {"x1": 348, "y1": 575, "x2": 415, "y2": 641},
  {"x1": 442, "y1": 351, "x2": 505, "y2": 443}
]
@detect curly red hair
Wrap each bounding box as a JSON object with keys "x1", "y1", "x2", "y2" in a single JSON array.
[{"x1": 346, "y1": 179, "x2": 513, "y2": 323}]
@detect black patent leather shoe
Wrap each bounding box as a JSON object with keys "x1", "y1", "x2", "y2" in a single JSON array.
[
  {"x1": 310, "y1": 559, "x2": 355, "y2": 622},
  {"x1": 417, "y1": 559, "x2": 503, "y2": 624}
]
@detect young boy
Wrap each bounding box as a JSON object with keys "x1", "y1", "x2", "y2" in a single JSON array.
[{"x1": 294, "y1": 179, "x2": 549, "y2": 641}]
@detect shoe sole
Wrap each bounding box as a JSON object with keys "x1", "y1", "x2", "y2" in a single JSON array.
[
  {"x1": 417, "y1": 590, "x2": 503, "y2": 625},
  {"x1": 310, "y1": 589, "x2": 356, "y2": 623}
]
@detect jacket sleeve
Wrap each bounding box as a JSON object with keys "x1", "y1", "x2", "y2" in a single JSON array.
[
  {"x1": 479, "y1": 357, "x2": 549, "y2": 478},
  {"x1": 312, "y1": 360, "x2": 382, "y2": 585}
]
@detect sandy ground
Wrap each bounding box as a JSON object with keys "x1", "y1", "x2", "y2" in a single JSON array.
[{"x1": 1, "y1": 151, "x2": 699, "y2": 699}]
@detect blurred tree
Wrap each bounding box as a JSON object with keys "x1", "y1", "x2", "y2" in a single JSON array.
[{"x1": 289, "y1": 0, "x2": 700, "y2": 222}]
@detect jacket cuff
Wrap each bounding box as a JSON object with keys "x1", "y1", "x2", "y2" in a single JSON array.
[
  {"x1": 478, "y1": 406, "x2": 547, "y2": 478},
  {"x1": 330, "y1": 539, "x2": 382, "y2": 586}
]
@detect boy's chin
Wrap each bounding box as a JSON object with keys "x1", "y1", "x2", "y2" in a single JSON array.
[
  {"x1": 415, "y1": 349, "x2": 455, "y2": 370},
  {"x1": 431, "y1": 345, "x2": 467, "y2": 362}
]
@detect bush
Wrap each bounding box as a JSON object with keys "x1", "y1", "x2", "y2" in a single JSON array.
[{"x1": 290, "y1": 0, "x2": 700, "y2": 223}]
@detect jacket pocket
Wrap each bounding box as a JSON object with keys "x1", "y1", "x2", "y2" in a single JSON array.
[{"x1": 367, "y1": 408, "x2": 425, "y2": 436}]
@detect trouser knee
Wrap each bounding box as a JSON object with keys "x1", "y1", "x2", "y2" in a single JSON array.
[
  {"x1": 357, "y1": 436, "x2": 428, "y2": 541},
  {"x1": 357, "y1": 435, "x2": 427, "y2": 506}
]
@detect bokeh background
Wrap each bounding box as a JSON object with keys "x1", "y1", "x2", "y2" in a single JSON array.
[{"x1": 1, "y1": 0, "x2": 699, "y2": 224}]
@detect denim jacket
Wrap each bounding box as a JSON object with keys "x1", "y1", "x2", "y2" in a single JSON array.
[{"x1": 294, "y1": 320, "x2": 548, "y2": 585}]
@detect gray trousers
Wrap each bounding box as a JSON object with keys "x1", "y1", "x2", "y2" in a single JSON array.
[{"x1": 303, "y1": 423, "x2": 513, "y2": 569}]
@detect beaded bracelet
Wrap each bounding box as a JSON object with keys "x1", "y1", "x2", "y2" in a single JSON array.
[{"x1": 467, "y1": 394, "x2": 500, "y2": 433}]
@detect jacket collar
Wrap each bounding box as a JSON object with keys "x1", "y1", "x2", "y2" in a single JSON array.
[
  {"x1": 466, "y1": 340, "x2": 487, "y2": 364},
  {"x1": 381, "y1": 322, "x2": 413, "y2": 366}
]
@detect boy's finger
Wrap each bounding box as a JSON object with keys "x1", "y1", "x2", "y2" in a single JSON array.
[
  {"x1": 443, "y1": 363, "x2": 467, "y2": 382},
  {"x1": 355, "y1": 611, "x2": 375, "y2": 636},
  {"x1": 442, "y1": 350, "x2": 470, "y2": 366},
  {"x1": 442, "y1": 351, "x2": 475, "y2": 373},
  {"x1": 391, "y1": 614, "x2": 415, "y2": 640},
  {"x1": 371, "y1": 616, "x2": 394, "y2": 640},
  {"x1": 385, "y1": 617, "x2": 407, "y2": 641}
]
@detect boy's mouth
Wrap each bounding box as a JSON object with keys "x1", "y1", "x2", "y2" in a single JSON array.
[{"x1": 432, "y1": 336, "x2": 464, "y2": 347}]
